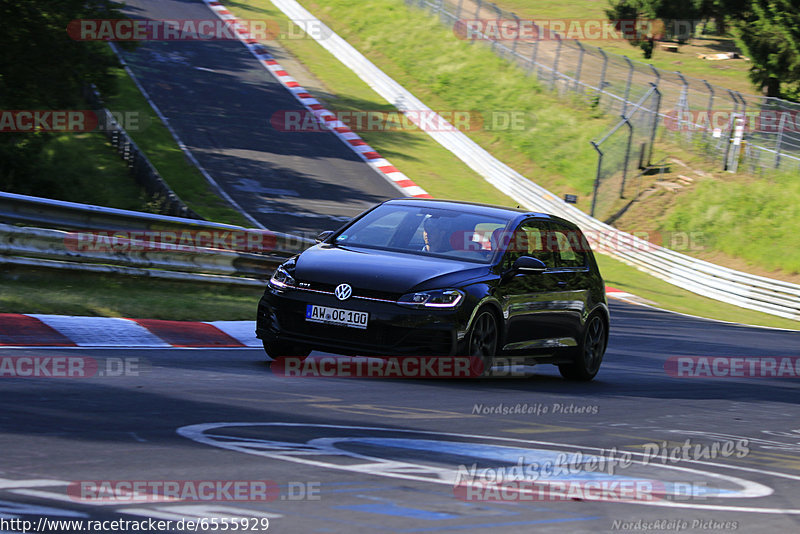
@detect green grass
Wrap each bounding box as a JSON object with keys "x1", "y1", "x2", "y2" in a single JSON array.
[
  {"x1": 0, "y1": 267, "x2": 263, "y2": 321},
  {"x1": 104, "y1": 68, "x2": 251, "y2": 226},
  {"x1": 27, "y1": 131, "x2": 150, "y2": 210},
  {"x1": 662, "y1": 172, "x2": 800, "y2": 274}
]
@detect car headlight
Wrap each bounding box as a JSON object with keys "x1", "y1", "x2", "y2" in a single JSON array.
[
  {"x1": 398, "y1": 289, "x2": 464, "y2": 308},
  {"x1": 269, "y1": 266, "x2": 296, "y2": 289}
]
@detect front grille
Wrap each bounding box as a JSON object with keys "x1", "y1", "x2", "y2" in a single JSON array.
[{"x1": 279, "y1": 311, "x2": 453, "y2": 355}]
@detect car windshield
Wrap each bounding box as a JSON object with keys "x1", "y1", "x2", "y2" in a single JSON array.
[{"x1": 332, "y1": 203, "x2": 512, "y2": 263}]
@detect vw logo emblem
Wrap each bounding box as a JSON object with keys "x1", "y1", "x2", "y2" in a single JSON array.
[{"x1": 335, "y1": 283, "x2": 352, "y2": 301}]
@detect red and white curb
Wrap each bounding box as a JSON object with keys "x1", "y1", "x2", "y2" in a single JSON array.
[
  {"x1": 605, "y1": 286, "x2": 636, "y2": 301},
  {"x1": 203, "y1": 0, "x2": 431, "y2": 199},
  {"x1": 0, "y1": 314, "x2": 260, "y2": 348}
]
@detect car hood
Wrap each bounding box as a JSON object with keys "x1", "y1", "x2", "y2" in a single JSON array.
[{"x1": 294, "y1": 245, "x2": 490, "y2": 294}]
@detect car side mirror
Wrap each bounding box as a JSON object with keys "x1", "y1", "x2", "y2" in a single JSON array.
[
  {"x1": 316, "y1": 230, "x2": 334, "y2": 243},
  {"x1": 513, "y1": 256, "x2": 547, "y2": 274}
]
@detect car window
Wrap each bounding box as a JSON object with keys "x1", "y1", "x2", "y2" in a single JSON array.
[
  {"x1": 334, "y1": 204, "x2": 511, "y2": 263},
  {"x1": 340, "y1": 208, "x2": 408, "y2": 247},
  {"x1": 549, "y1": 225, "x2": 587, "y2": 268},
  {"x1": 501, "y1": 220, "x2": 555, "y2": 270}
]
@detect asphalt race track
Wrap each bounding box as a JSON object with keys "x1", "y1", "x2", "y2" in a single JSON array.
[
  {"x1": 1, "y1": 301, "x2": 799, "y2": 533},
  {"x1": 116, "y1": 0, "x2": 402, "y2": 235}
]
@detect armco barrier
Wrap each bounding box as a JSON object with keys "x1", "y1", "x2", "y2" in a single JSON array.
[
  {"x1": 268, "y1": 0, "x2": 800, "y2": 321},
  {"x1": 0, "y1": 191, "x2": 314, "y2": 256},
  {"x1": 0, "y1": 223, "x2": 293, "y2": 286},
  {"x1": 0, "y1": 223, "x2": 284, "y2": 279}
]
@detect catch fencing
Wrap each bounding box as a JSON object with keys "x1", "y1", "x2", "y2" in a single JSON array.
[
  {"x1": 591, "y1": 85, "x2": 661, "y2": 221},
  {"x1": 407, "y1": 0, "x2": 800, "y2": 176}
]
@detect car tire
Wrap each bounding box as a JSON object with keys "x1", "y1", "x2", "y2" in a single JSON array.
[
  {"x1": 262, "y1": 339, "x2": 311, "y2": 361},
  {"x1": 467, "y1": 308, "x2": 499, "y2": 377},
  {"x1": 558, "y1": 313, "x2": 606, "y2": 381}
]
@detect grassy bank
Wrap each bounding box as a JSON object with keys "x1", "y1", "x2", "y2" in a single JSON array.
[
  {"x1": 662, "y1": 172, "x2": 800, "y2": 274},
  {"x1": 0, "y1": 267, "x2": 264, "y2": 321},
  {"x1": 10, "y1": 130, "x2": 150, "y2": 210}
]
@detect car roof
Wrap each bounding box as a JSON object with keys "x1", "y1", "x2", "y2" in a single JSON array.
[{"x1": 384, "y1": 198, "x2": 576, "y2": 227}]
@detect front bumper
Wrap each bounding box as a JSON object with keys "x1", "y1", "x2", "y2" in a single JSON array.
[{"x1": 256, "y1": 286, "x2": 470, "y2": 356}]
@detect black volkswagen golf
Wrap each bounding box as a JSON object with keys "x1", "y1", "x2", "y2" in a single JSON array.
[{"x1": 257, "y1": 198, "x2": 609, "y2": 380}]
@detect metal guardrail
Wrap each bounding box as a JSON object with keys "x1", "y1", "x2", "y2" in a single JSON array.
[
  {"x1": 0, "y1": 222, "x2": 284, "y2": 286},
  {"x1": 0, "y1": 192, "x2": 316, "y2": 286},
  {"x1": 271, "y1": 0, "x2": 800, "y2": 322},
  {"x1": 0, "y1": 191, "x2": 314, "y2": 255}
]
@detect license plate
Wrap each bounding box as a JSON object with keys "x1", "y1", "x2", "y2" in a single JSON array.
[{"x1": 305, "y1": 304, "x2": 368, "y2": 329}]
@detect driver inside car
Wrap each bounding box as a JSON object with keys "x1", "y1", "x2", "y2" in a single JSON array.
[{"x1": 422, "y1": 216, "x2": 453, "y2": 253}]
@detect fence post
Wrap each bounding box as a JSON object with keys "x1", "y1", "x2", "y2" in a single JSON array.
[
  {"x1": 619, "y1": 118, "x2": 634, "y2": 198},
  {"x1": 646, "y1": 83, "x2": 660, "y2": 167},
  {"x1": 701, "y1": 80, "x2": 715, "y2": 143},
  {"x1": 735, "y1": 91, "x2": 747, "y2": 120},
  {"x1": 649, "y1": 64, "x2": 660, "y2": 87},
  {"x1": 455, "y1": 0, "x2": 464, "y2": 21},
  {"x1": 551, "y1": 33, "x2": 562, "y2": 91},
  {"x1": 590, "y1": 141, "x2": 603, "y2": 218},
  {"x1": 574, "y1": 40, "x2": 585, "y2": 93},
  {"x1": 474, "y1": 0, "x2": 482, "y2": 19},
  {"x1": 720, "y1": 89, "x2": 740, "y2": 168},
  {"x1": 675, "y1": 72, "x2": 689, "y2": 141},
  {"x1": 529, "y1": 22, "x2": 540, "y2": 76},
  {"x1": 774, "y1": 111, "x2": 788, "y2": 169},
  {"x1": 510, "y1": 12, "x2": 520, "y2": 58},
  {"x1": 622, "y1": 56, "x2": 633, "y2": 117},
  {"x1": 490, "y1": 4, "x2": 502, "y2": 53},
  {"x1": 597, "y1": 48, "x2": 608, "y2": 106}
]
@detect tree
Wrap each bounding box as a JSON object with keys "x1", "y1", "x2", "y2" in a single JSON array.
[
  {"x1": 605, "y1": 0, "x2": 704, "y2": 57},
  {"x1": 697, "y1": 0, "x2": 748, "y2": 35},
  {"x1": 0, "y1": 0, "x2": 126, "y2": 192},
  {"x1": 733, "y1": 0, "x2": 800, "y2": 97},
  {"x1": 605, "y1": 0, "x2": 656, "y2": 58}
]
